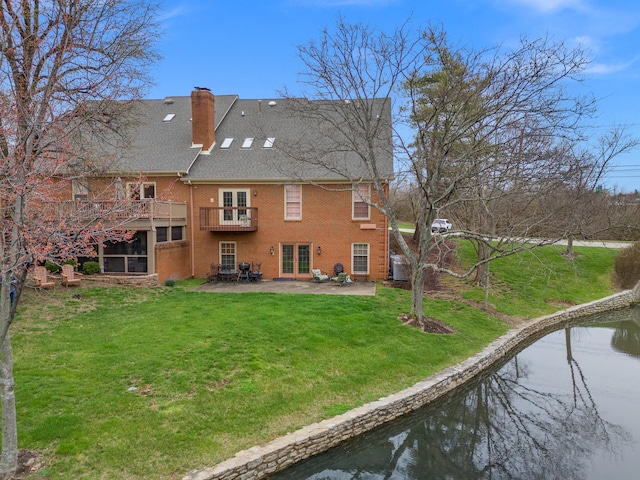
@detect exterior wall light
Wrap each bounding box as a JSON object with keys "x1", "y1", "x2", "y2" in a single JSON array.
[
  {"x1": 253, "y1": 189, "x2": 257, "y2": 196},
  {"x1": 317, "y1": 245, "x2": 321, "y2": 255},
  {"x1": 270, "y1": 245, "x2": 275, "y2": 256}
]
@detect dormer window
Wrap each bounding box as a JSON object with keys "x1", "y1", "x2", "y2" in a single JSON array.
[
  {"x1": 220, "y1": 138, "x2": 234, "y2": 149},
  {"x1": 241, "y1": 138, "x2": 254, "y2": 149},
  {"x1": 263, "y1": 137, "x2": 275, "y2": 148},
  {"x1": 162, "y1": 113, "x2": 176, "y2": 122}
]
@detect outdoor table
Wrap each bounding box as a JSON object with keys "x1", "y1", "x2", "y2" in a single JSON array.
[{"x1": 219, "y1": 270, "x2": 237, "y2": 283}]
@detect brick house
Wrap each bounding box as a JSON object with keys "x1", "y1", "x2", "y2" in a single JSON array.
[{"x1": 69, "y1": 88, "x2": 393, "y2": 284}]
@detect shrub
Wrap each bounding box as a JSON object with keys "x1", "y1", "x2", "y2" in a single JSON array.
[
  {"x1": 164, "y1": 279, "x2": 176, "y2": 287},
  {"x1": 82, "y1": 261, "x2": 100, "y2": 275},
  {"x1": 62, "y1": 259, "x2": 77, "y2": 267},
  {"x1": 45, "y1": 260, "x2": 61, "y2": 273},
  {"x1": 614, "y1": 242, "x2": 640, "y2": 289}
]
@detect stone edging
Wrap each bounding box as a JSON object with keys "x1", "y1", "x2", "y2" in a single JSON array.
[
  {"x1": 81, "y1": 273, "x2": 158, "y2": 287},
  {"x1": 183, "y1": 285, "x2": 640, "y2": 480}
]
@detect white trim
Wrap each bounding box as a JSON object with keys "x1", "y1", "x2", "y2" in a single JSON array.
[
  {"x1": 219, "y1": 188, "x2": 251, "y2": 225},
  {"x1": 284, "y1": 184, "x2": 302, "y2": 221},
  {"x1": 219, "y1": 241, "x2": 237, "y2": 270},
  {"x1": 72, "y1": 179, "x2": 89, "y2": 200},
  {"x1": 352, "y1": 242, "x2": 370, "y2": 275},
  {"x1": 127, "y1": 181, "x2": 156, "y2": 199},
  {"x1": 352, "y1": 184, "x2": 371, "y2": 220}
]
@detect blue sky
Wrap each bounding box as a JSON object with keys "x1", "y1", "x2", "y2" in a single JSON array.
[{"x1": 149, "y1": 0, "x2": 640, "y2": 192}]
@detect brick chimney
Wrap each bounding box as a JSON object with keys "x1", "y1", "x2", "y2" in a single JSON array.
[{"x1": 191, "y1": 88, "x2": 215, "y2": 151}]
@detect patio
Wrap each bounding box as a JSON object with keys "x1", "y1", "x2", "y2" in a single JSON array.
[{"x1": 196, "y1": 279, "x2": 377, "y2": 296}]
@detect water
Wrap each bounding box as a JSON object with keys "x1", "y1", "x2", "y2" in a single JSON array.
[{"x1": 273, "y1": 308, "x2": 640, "y2": 479}]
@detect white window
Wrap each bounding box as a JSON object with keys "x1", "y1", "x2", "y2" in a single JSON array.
[
  {"x1": 284, "y1": 184, "x2": 302, "y2": 220},
  {"x1": 219, "y1": 189, "x2": 250, "y2": 224},
  {"x1": 352, "y1": 243, "x2": 369, "y2": 274},
  {"x1": 72, "y1": 179, "x2": 89, "y2": 201},
  {"x1": 162, "y1": 113, "x2": 176, "y2": 122},
  {"x1": 220, "y1": 138, "x2": 234, "y2": 149},
  {"x1": 220, "y1": 242, "x2": 236, "y2": 270},
  {"x1": 127, "y1": 182, "x2": 155, "y2": 200},
  {"x1": 241, "y1": 138, "x2": 254, "y2": 149},
  {"x1": 352, "y1": 184, "x2": 370, "y2": 220}
]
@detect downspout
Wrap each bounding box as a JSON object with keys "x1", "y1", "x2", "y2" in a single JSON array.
[{"x1": 189, "y1": 182, "x2": 196, "y2": 278}]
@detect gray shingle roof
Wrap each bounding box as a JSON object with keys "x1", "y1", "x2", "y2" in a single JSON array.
[
  {"x1": 110, "y1": 95, "x2": 237, "y2": 173},
  {"x1": 112, "y1": 93, "x2": 393, "y2": 182}
]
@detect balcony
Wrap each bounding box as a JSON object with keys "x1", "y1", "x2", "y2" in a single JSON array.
[
  {"x1": 58, "y1": 200, "x2": 187, "y2": 224},
  {"x1": 200, "y1": 207, "x2": 258, "y2": 232}
]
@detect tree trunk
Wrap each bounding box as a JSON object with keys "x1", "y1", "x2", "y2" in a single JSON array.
[
  {"x1": 566, "y1": 234, "x2": 574, "y2": 256},
  {"x1": 483, "y1": 261, "x2": 491, "y2": 310},
  {"x1": 410, "y1": 265, "x2": 427, "y2": 318},
  {"x1": 0, "y1": 332, "x2": 18, "y2": 478},
  {"x1": 475, "y1": 241, "x2": 488, "y2": 286},
  {"x1": 565, "y1": 328, "x2": 573, "y2": 363}
]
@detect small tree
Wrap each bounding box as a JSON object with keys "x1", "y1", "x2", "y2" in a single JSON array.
[{"x1": 0, "y1": 1, "x2": 160, "y2": 476}]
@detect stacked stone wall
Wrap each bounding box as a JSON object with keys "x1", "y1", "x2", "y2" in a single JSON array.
[
  {"x1": 81, "y1": 274, "x2": 158, "y2": 287},
  {"x1": 183, "y1": 288, "x2": 639, "y2": 480}
]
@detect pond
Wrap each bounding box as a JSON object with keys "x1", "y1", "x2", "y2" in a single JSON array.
[{"x1": 272, "y1": 308, "x2": 640, "y2": 479}]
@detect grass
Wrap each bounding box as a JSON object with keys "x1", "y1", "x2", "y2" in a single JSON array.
[
  {"x1": 456, "y1": 242, "x2": 619, "y2": 318},
  {"x1": 10, "y1": 242, "x2": 620, "y2": 478}
]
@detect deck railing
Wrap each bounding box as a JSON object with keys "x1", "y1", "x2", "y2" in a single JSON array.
[
  {"x1": 57, "y1": 200, "x2": 187, "y2": 221},
  {"x1": 199, "y1": 207, "x2": 258, "y2": 232}
]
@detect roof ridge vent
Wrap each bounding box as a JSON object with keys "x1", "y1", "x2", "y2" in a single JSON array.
[
  {"x1": 268, "y1": 100, "x2": 277, "y2": 107},
  {"x1": 163, "y1": 97, "x2": 174, "y2": 105}
]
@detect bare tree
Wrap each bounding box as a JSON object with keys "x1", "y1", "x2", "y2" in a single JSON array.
[
  {"x1": 551, "y1": 131, "x2": 639, "y2": 256},
  {"x1": 0, "y1": 1, "x2": 160, "y2": 475},
  {"x1": 285, "y1": 19, "x2": 635, "y2": 324}
]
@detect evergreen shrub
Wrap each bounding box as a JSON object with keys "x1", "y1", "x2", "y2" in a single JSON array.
[{"x1": 82, "y1": 261, "x2": 100, "y2": 275}]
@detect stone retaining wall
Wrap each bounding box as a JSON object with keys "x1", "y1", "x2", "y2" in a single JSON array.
[
  {"x1": 183, "y1": 285, "x2": 640, "y2": 480},
  {"x1": 81, "y1": 274, "x2": 158, "y2": 287}
]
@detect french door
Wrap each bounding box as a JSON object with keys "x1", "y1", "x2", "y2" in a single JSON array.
[
  {"x1": 281, "y1": 244, "x2": 310, "y2": 278},
  {"x1": 220, "y1": 189, "x2": 249, "y2": 224}
]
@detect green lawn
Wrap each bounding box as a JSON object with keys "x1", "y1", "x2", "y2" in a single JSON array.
[
  {"x1": 457, "y1": 242, "x2": 619, "y2": 318},
  {"x1": 10, "y1": 243, "x2": 620, "y2": 478}
]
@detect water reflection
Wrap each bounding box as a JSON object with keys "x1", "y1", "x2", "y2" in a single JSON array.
[
  {"x1": 273, "y1": 309, "x2": 640, "y2": 480},
  {"x1": 610, "y1": 308, "x2": 640, "y2": 359}
]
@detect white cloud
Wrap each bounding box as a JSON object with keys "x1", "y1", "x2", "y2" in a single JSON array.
[
  {"x1": 159, "y1": 7, "x2": 188, "y2": 22},
  {"x1": 587, "y1": 56, "x2": 639, "y2": 75},
  {"x1": 288, "y1": 0, "x2": 398, "y2": 6},
  {"x1": 503, "y1": 0, "x2": 588, "y2": 13}
]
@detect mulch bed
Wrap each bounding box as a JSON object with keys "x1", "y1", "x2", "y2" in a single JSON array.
[
  {"x1": 390, "y1": 233, "x2": 460, "y2": 334},
  {"x1": 9, "y1": 449, "x2": 46, "y2": 479},
  {"x1": 398, "y1": 313, "x2": 456, "y2": 334}
]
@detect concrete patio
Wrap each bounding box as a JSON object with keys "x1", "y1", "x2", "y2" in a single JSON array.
[{"x1": 196, "y1": 278, "x2": 377, "y2": 296}]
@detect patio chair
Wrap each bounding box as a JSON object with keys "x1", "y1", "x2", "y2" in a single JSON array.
[
  {"x1": 250, "y1": 262, "x2": 262, "y2": 282},
  {"x1": 33, "y1": 266, "x2": 55, "y2": 290},
  {"x1": 207, "y1": 263, "x2": 222, "y2": 283},
  {"x1": 61, "y1": 264, "x2": 82, "y2": 287},
  {"x1": 331, "y1": 272, "x2": 353, "y2": 286},
  {"x1": 311, "y1": 269, "x2": 330, "y2": 282}
]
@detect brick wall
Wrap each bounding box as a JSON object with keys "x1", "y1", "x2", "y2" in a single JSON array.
[
  {"x1": 155, "y1": 240, "x2": 191, "y2": 283},
  {"x1": 187, "y1": 182, "x2": 389, "y2": 281},
  {"x1": 55, "y1": 176, "x2": 391, "y2": 282}
]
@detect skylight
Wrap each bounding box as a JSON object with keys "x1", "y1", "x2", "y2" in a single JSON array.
[
  {"x1": 241, "y1": 138, "x2": 254, "y2": 149},
  {"x1": 220, "y1": 138, "x2": 234, "y2": 149},
  {"x1": 162, "y1": 113, "x2": 176, "y2": 122},
  {"x1": 263, "y1": 137, "x2": 275, "y2": 148}
]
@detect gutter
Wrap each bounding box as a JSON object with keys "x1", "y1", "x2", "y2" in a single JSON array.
[{"x1": 189, "y1": 182, "x2": 196, "y2": 278}]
